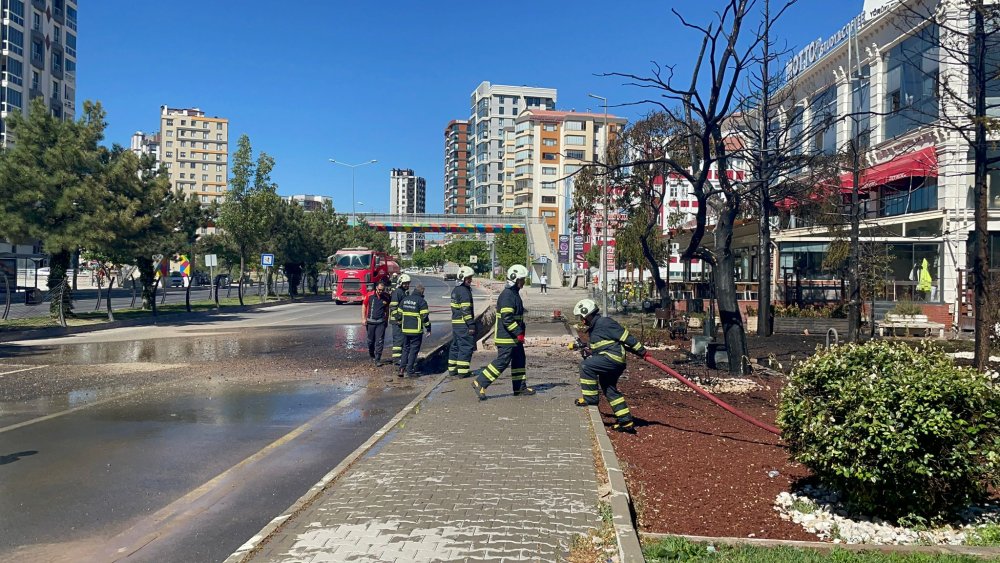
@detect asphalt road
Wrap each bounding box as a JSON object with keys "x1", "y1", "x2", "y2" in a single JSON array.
[{"x1": 0, "y1": 275, "x2": 479, "y2": 563}]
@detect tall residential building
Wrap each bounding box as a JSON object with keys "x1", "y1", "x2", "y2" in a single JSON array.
[
  {"x1": 159, "y1": 106, "x2": 229, "y2": 205},
  {"x1": 0, "y1": 0, "x2": 79, "y2": 146},
  {"x1": 468, "y1": 81, "x2": 556, "y2": 215},
  {"x1": 389, "y1": 168, "x2": 426, "y2": 256},
  {"x1": 130, "y1": 130, "x2": 161, "y2": 165},
  {"x1": 444, "y1": 119, "x2": 470, "y2": 215},
  {"x1": 502, "y1": 109, "x2": 627, "y2": 253}
]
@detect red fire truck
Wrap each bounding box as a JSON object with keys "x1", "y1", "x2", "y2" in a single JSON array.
[{"x1": 328, "y1": 248, "x2": 400, "y2": 305}]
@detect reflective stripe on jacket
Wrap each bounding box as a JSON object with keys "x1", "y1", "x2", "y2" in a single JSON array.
[
  {"x1": 389, "y1": 287, "x2": 408, "y2": 324},
  {"x1": 450, "y1": 283, "x2": 475, "y2": 327},
  {"x1": 586, "y1": 316, "x2": 646, "y2": 364},
  {"x1": 400, "y1": 293, "x2": 430, "y2": 334},
  {"x1": 493, "y1": 285, "x2": 524, "y2": 346}
]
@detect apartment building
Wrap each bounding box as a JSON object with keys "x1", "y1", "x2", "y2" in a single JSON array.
[
  {"x1": 129, "y1": 130, "x2": 160, "y2": 165},
  {"x1": 0, "y1": 0, "x2": 78, "y2": 146},
  {"x1": 283, "y1": 194, "x2": 332, "y2": 212},
  {"x1": 468, "y1": 81, "x2": 556, "y2": 215},
  {"x1": 444, "y1": 120, "x2": 470, "y2": 215},
  {"x1": 502, "y1": 109, "x2": 627, "y2": 255},
  {"x1": 389, "y1": 168, "x2": 426, "y2": 256},
  {"x1": 159, "y1": 106, "x2": 229, "y2": 205}
]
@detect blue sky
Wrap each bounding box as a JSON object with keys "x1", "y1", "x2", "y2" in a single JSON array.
[{"x1": 79, "y1": 1, "x2": 862, "y2": 214}]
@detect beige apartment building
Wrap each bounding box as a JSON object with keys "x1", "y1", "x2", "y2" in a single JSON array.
[
  {"x1": 502, "y1": 109, "x2": 626, "y2": 251},
  {"x1": 158, "y1": 106, "x2": 229, "y2": 205}
]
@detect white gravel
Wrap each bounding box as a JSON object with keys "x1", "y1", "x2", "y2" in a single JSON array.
[{"x1": 774, "y1": 485, "x2": 1000, "y2": 545}]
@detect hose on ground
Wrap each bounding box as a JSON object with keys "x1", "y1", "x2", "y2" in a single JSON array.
[{"x1": 642, "y1": 354, "x2": 782, "y2": 436}]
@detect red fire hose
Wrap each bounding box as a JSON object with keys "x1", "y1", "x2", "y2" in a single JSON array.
[{"x1": 642, "y1": 354, "x2": 782, "y2": 436}]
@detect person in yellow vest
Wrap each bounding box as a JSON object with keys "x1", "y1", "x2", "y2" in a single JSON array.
[{"x1": 398, "y1": 283, "x2": 431, "y2": 377}]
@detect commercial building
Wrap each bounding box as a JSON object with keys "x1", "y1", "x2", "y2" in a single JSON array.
[
  {"x1": 444, "y1": 119, "x2": 470, "y2": 215},
  {"x1": 283, "y1": 194, "x2": 332, "y2": 212},
  {"x1": 158, "y1": 106, "x2": 229, "y2": 205},
  {"x1": 722, "y1": 0, "x2": 999, "y2": 331},
  {"x1": 468, "y1": 81, "x2": 556, "y2": 215},
  {"x1": 389, "y1": 168, "x2": 426, "y2": 256},
  {"x1": 0, "y1": 0, "x2": 78, "y2": 147}
]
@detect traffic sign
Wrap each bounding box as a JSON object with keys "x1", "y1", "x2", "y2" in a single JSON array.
[
  {"x1": 261, "y1": 253, "x2": 275, "y2": 267},
  {"x1": 204, "y1": 254, "x2": 218, "y2": 267},
  {"x1": 469, "y1": 255, "x2": 478, "y2": 264}
]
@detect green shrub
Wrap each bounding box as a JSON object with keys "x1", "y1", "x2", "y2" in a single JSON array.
[
  {"x1": 777, "y1": 340, "x2": 1000, "y2": 522},
  {"x1": 890, "y1": 301, "x2": 923, "y2": 316}
]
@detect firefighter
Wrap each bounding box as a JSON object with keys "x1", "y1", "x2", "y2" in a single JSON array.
[
  {"x1": 389, "y1": 273, "x2": 411, "y2": 366},
  {"x1": 471, "y1": 264, "x2": 535, "y2": 400},
  {"x1": 448, "y1": 266, "x2": 477, "y2": 378},
  {"x1": 398, "y1": 283, "x2": 431, "y2": 377},
  {"x1": 362, "y1": 279, "x2": 390, "y2": 366},
  {"x1": 572, "y1": 298, "x2": 649, "y2": 433}
]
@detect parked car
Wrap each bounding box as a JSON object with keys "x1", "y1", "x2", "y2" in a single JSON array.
[{"x1": 168, "y1": 271, "x2": 185, "y2": 287}]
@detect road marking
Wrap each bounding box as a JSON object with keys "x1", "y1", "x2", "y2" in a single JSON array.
[
  {"x1": 0, "y1": 365, "x2": 48, "y2": 376},
  {"x1": 98, "y1": 386, "x2": 369, "y2": 562}
]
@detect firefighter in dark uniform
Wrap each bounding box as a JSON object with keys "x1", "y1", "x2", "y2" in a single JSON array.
[
  {"x1": 471, "y1": 264, "x2": 535, "y2": 400},
  {"x1": 362, "y1": 279, "x2": 390, "y2": 366},
  {"x1": 389, "y1": 273, "x2": 411, "y2": 366},
  {"x1": 398, "y1": 283, "x2": 431, "y2": 377},
  {"x1": 448, "y1": 266, "x2": 477, "y2": 378},
  {"x1": 572, "y1": 298, "x2": 649, "y2": 433}
]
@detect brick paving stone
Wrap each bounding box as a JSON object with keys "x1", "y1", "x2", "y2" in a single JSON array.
[{"x1": 244, "y1": 324, "x2": 600, "y2": 563}]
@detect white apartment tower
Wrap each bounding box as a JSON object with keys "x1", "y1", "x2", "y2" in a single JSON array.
[
  {"x1": 159, "y1": 106, "x2": 229, "y2": 204},
  {"x1": 130, "y1": 131, "x2": 161, "y2": 166},
  {"x1": 0, "y1": 0, "x2": 78, "y2": 146},
  {"x1": 389, "y1": 168, "x2": 426, "y2": 256},
  {"x1": 468, "y1": 81, "x2": 556, "y2": 215}
]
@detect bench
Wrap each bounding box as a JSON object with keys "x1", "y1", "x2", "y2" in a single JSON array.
[{"x1": 877, "y1": 314, "x2": 945, "y2": 338}]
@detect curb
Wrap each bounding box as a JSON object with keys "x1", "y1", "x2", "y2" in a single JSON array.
[
  {"x1": 589, "y1": 407, "x2": 645, "y2": 563},
  {"x1": 224, "y1": 309, "x2": 492, "y2": 563},
  {"x1": 640, "y1": 532, "x2": 1000, "y2": 559}
]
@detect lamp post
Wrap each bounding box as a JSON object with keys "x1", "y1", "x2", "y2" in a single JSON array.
[
  {"x1": 329, "y1": 158, "x2": 377, "y2": 226},
  {"x1": 588, "y1": 93, "x2": 610, "y2": 317}
]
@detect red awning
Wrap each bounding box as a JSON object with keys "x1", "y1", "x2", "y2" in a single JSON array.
[{"x1": 840, "y1": 146, "x2": 937, "y2": 191}]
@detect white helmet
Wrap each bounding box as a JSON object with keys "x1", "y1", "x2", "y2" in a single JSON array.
[
  {"x1": 506, "y1": 264, "x2": 528, "y2": 282},
  {"x1": 457, "y1": 266, "x2": 475, "y2": 280},
  {"x1": 398, "y1": 273, "x2": 411, "y2": 284},
  {"x1": 574, "y1": 298, "x2": 599, "y2": 318}
]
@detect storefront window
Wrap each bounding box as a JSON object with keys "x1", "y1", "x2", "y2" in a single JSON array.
[
  {"x1": 989, "y1": 167, "x2": 1000, "y2": 209},
  {"x1": 879, "y1": 180, "x2": 938, "y2": 216},
  {"x1": 884, "y1": 24, "x2": 939, "y2": 139},
  {"x1": 779, "y1": 242, "x2": 831, "y2": 280},
  {"x1": 885, "y1": 242, "x2": 942, "y2": 302}
]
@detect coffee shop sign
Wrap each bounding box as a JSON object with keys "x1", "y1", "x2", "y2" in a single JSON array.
[{"x1": 784, "y1": 1, "x2": 899, "y2": 80}]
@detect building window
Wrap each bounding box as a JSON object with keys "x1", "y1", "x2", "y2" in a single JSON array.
[
  {"x1": 202, "y1": 174, "x2": 208, "y2": 181},
  {"x1": 7, "y1": 0, "x2": 24, "y2": 26},
  {"x1": 32, "y1": 11, "x2": 40, "y2": 31},
  {"x1": 3, "y1": 87, "x2": 23, "y2": 110},
  {"x1": 65, "y1": 33, "x2": 76, "y2": 58},
  {"x1": 166, "y1": 131, "x2": 173, "y2": 137},
  {"x1": 542, "y1": 166, "x2": 557, "y2": 176},
  {"x1": 543, "y1": 123, "x2": 557, "y2": 132},
  {"x1": 564, "y1": 135, "x2": 586, "y2": 146},
  {"x1": 30, "y1": 38, "x2": 43, "y2": 64},
  {"x1": 4, "y1": 58, "x2": 23, "y2": 86},
  {"x1": 565, "y1": 149, "x2": 585, "y2": 160},
  {"x1": 542, "y1": 152, "x2": 558, "y2": 160},
  {"x1": 166, "y1": 141, "x2": 173, "y2": 148},
  {"x1": 53, "y1": 25, "x2": 61, "y2": 45},
  {"x1": 179, "y1": 173, "x2": 185, "y2": 179},
  {"x1": 564, "y1": 121, "x2": 585, "y2": 131},
  {"x1": 165, "y1": 151, "x2": 173, "y2": 157},
  {"x1": 180, "y1": 140, "x2": 187, "y2": 147},
  {"x1": 190, "y1": 163, "x2": 196, "y2": 169},
  {"x1": 541, "y1": 196, "x2": 557, "y2": 204},
  {"x1": 787, "y1": 106, "x2": 804, "y2": 155},
  {"x1": 179, "y1": 152, "x2": 186, "y2": 158},
  {"x1": 884, "y1": 24, "x2": 938, "y2": 139},
  {"x1": 851, "y1": 65, "x2": 872, "y2": 148},
  {"x1": 4, "y1": 26, "x2": 24, "y2": 56},
  {"x1": 66, "y1": 6, "x2": 77, "y2": 30},
  {"x1": 217, "y1": 123, "x2": 223, "y2": 130},
  {"x1": 216, "y1": 134, "x2": 222, "y2": 140},
  {"x1": 166, "y1": 119, "x2": 173, "y2": 126},
  {"x1": 216, "y1": 175, "x2": 223, "y2": 182},
  {"x1": 543, "y1": 138, "x2": 557, "y2": 146},
  {"x1": 811, "y1": 87, "x2": 837, "y2": 155}
]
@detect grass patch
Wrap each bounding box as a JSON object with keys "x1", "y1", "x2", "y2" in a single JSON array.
[
  {"x1": 791, "y1": 498, "x2": 818, "y2": 515},
  {"x1": 642, "y1": 536, "x2": 988, "y2": 562},
  {"x1": 566, "y1": 501, "x2": 617, "y2": 563},
  {"x1": 967, "y1": 523, "x2": 1000, "y2": 547}
]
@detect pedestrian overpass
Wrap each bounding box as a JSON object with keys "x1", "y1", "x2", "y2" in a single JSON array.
[{"x1": 357, "y1": 214, "x2": 565, "y2": 287}]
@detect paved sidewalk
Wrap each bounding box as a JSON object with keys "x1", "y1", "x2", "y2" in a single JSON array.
[{"x1": 240, "y1": 316, "x2": 601, "y2": 562}]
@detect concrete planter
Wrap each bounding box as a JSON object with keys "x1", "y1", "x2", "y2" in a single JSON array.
[
  {"x1": 746, "y1": 316, "x2": 758, "y2": 335},
  {"x1": 773, "y1": 317, "x2": 849, "y2": 335},
  {"x1": 884, "y1": 314, "x2": 928, "y2": 324}
]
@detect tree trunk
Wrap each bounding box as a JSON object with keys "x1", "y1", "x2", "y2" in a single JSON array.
[
  {"x1": 238, "y1": 255, "x2": 246, "y2": 306},
  {"x1": 137, "y1": 256, "x2": 156, "y2": 310},
  {"x1": 757, "y1": 206, "x2": 773, "y2": 336},
  {"x1": 973, "y1": 3, "x2": 992, "y2": 371},
  {"x1": 48, "y1": 250, "x2": 72, "y2": 319},
  {"x1": 847, "y1": 139, "x2": 863, "y2": 342},
  {"x1": 185, "y1": 277, "x2": 192, "y2": 312},
  {"x1": 715, "y1": 207, "x2": 750, "y2": 375},
  {"x1": 105, "y1": 275, "x2": 115, "y2": 322}
]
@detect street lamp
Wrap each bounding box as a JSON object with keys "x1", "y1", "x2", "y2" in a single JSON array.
[
  {"x1": 329, "y1": 158, "x2": 378, "y2": 226},
  {"x1": 588, "y1": 93, "x2": 610, "y2": 317}
]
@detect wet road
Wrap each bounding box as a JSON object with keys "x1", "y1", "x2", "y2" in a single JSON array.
[{"x1": 0, "y1": 275, "x2": 476, "y2": 562}]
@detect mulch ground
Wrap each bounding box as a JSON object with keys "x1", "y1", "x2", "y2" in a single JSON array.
[{"x1": 599, "y1": 335, "x2": 828, "y2": 541}]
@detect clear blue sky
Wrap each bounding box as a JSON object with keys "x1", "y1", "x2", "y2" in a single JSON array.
[{"x1": 79, "y1": 1, "x2": 861, "y2": 215}]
